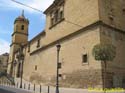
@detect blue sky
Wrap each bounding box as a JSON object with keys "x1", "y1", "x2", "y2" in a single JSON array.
[{"x1": 0, "y1": 0, "x2": 54, "y2": 54}]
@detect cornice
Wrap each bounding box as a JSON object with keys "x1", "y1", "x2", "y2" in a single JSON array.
[
  {"x1": 12, "y1": 32, "x2": 28, "y2": 36},
  {"x1": 10, "y1": 43, "x2": 20, "y2": 47}
]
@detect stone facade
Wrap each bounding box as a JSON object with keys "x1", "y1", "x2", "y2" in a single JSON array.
[{"x1": 8, "y1": 0, "x2": 125, "y2": 88}]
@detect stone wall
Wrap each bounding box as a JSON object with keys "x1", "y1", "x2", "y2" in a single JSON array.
[
  {"x1": 21, "y1": 26, "x2": 101, "y2": 88},
  {"x1": 27, "y1": 69, "x2": 102, "y2": 88}
]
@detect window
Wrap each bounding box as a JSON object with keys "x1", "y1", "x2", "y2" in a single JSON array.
[
  {"x1": 50, "y1": 3, "x2": 65, "y2": 28},
  {"x1": 54, "y1": 10, "x2": 59, "y2": 22},
  {"x1": 82, "y1": 54, "x2": 88, "y2": 63},
  {"x1": 35, "y1": 65, "x2": 37, "y2": 71},
  {"x1": 59, "y1": 74, "x2": 62, "y2": 77},
  {"x1": 36, "y1": 39, "x2": 40, "y2": 48},
  {"x1": 58, "y1": 63, "x2": 62, "y2": 69},
  {"x1": 21, "y1": 25, "x2": 24, "y2": 30}
]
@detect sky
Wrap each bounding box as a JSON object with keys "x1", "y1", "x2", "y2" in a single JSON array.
[{"x1": 0, "y1": 0, "x2": 54, "y2": 55}]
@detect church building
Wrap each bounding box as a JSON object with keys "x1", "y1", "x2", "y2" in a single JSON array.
[{"x1": 7, "y1": 0, "x2": 125, "y2": 88}]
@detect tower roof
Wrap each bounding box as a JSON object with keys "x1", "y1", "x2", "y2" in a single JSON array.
[{"x1": 14, "y1": 10, "x2": 29, "y2": 24}]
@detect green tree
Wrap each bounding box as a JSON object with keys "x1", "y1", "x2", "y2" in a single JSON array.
[{"x1": 92, "y1": 43, "x2": 116, "y2": 91}]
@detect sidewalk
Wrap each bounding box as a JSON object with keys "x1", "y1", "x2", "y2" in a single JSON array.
[{"x1": 0, "y1": 85, "x2": 33, "y2": 93}]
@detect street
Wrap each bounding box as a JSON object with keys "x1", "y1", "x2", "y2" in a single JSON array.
[{"x1": 0, "y1": 88, "x2": 15, "y2": 93}]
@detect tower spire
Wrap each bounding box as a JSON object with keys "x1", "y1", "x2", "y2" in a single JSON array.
[{"x1": 22, "y1": 10, "x2": 24, "y2": 17}]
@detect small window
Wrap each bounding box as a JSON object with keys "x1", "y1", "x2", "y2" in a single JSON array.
[
  {"x1": 58, "y1": 63, "x2": 62, "y2": 69},
  {"x1": 82, "y1": 54, "x2": 88, "y2": 63},
  {"x1": 35, "y1": 65, "x2": 37, "y2": 71},
  {"x1": 36, "y1": 39, "x2": 40, "y2": 48},
  {"x1": 59, "y1": 74, "x2": 62, "y2": 77},
  {"x1": 21, "y1": 25, "x2": 24, "y2": 30}
]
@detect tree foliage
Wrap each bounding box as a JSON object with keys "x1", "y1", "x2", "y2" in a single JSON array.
[{"x1": 92, "y1": 43, "x2": 116, "y2": 61}]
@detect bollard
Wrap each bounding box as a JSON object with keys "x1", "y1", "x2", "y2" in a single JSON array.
[
  {"x1": 48, "y1": 86, "x2": 50, "y2": 93},
  {"x1": 34, "y1": 84, "x2": 35, "y2": 91},
  {"x1": 28, "y1": 83, "x2": 30, "y2": 90},
  {"x1": 40, "y1": 85, "x2": 42, "y2": 93}
]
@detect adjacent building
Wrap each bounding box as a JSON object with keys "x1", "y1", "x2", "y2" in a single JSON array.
[{"x1": 0, "y1": 53, "x2": 9, "y2": 73}]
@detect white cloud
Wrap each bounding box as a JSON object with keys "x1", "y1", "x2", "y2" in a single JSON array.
[
  {"x1": 26, "y1": 0, "x2": 54, "y2": 11},
  {"x1": 0, "y1": 39, "x2": 10, "y2": 55},
  {"x1": 0, "y1": 0, "x2": 54, "y2": 13}
]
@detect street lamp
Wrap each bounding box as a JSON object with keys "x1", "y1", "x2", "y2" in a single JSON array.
[
  {"x1": 16, "y1": 45, "x2": 24, "y2": 88},
  {"x1": 56, "y1": 43, "x2": 61, "y2": 93}
]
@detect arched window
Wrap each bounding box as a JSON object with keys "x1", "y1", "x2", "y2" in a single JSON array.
[{"x1": 21, "y1": 25, "x2": 24, "y2": 30}]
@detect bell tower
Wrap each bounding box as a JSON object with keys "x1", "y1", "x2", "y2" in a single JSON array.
[
  {"x1": 13, "y1": 10, "x2": 29, "y2": 45},
  {"x1": 7, "y1": 10, "x2": 29, "y2": 76}
]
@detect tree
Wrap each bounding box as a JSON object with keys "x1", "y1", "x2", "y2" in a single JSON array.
[{"x1": 92, "y1": 43, "x2": 116, "y2": 91}]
